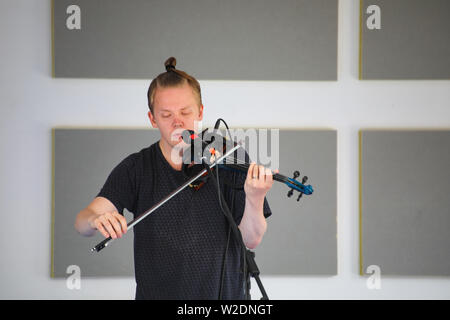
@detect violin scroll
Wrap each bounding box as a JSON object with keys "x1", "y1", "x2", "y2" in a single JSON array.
[{"x1": 286, "y1": 171, "x2": 313, "y2": 202}]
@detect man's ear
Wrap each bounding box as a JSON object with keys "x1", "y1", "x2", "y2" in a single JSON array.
[
  {"x1": 147, "y1": 111, "x2": 158, "y2": 128},
  {"x1": 198, "y1": 105, "x2": 204, "y2": 121}
]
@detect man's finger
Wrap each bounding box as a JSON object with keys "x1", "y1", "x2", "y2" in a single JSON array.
[
  {"x1": 257, "y1": 165, "x2": 266, "y2": 181},
  {"x1": 116, "y1": 213, "x2": 128, "y2": 234},
  {"x1": 95, "y1": 220, "x2": 110, "y2": 238},
  {"x1": 253, "y1": 164, "x2": 260, "y2": 180},
  {"x1": 101, "y1": 218, "x2": 117, "y2": 239},
  {"x1": 107, "y1": 215, "x2": 123, "y2": 237},
  {"x1": 247, "y1": 162, "x2": 255, "y2": 181},
  {"x1": 265, "y1": 167, "x2": 273, "y2": 183}
]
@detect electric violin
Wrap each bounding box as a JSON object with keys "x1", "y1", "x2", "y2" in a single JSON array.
[
  {"x1": 92, "y1": 122, "x2": 315, "y2": 253},
  {"x1": 180, "y1": 128, "x2": 314, "y2": 201}
]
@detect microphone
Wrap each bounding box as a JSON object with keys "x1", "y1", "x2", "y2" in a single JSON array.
[
  {"x1": 181, "y1": 129, "x2": 201, "y2": 145},
  {"x1": 181, "y1": 128, "x2": 227, "y2": 166},
  {"x1": 181, "y1": 129, "x2": 218, "y2": 148},
  {"x1": 181, "y1": 129, "x2": 209, "y2": 165}
]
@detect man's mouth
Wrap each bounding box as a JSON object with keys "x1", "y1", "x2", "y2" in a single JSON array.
[{"x1": 171, "y1": 132, "x2": 183, "y2": 142}]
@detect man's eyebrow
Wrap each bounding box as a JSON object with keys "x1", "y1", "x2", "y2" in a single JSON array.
[{"x1": 159, "y1": 106, "x2": 192, "y2": 112}]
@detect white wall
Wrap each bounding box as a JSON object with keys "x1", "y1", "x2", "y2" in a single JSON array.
[{"x1": 1, "y1": 0, "x2": 449, "y2": 299}]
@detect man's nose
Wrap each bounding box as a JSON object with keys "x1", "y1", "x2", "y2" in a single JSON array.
[{"x1": 173, "y1": 118, "x2": 183, "y2": 128}]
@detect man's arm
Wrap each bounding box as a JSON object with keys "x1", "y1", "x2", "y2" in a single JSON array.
[
  {"x1": 238, "y1": 163, "x2": 274, "y2": 249},
  {"x1": 75, "y1": 196, "x2": 127, "y2": 239}
]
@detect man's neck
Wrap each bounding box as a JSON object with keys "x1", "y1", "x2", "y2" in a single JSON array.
[{"x1": 159, "y1": 140, "x2": 183, "y2": 171}]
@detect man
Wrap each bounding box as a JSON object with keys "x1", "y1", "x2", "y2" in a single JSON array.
[{"x1": 75, "y1": 57, "x2": 274, "y2": 299}]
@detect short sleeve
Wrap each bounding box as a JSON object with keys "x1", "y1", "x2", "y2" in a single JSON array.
[{"x1": 97, "y1": 154, "x2": 137, "y2": 215}]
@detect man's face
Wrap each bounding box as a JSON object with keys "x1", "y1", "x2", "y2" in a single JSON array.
[{"x1": 148, "y1": 83, "x2": 203, "y2": 150}]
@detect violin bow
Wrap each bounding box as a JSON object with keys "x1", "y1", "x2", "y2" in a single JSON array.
[{"x1": 91, "y1": 143, "x2": 242, "y2": 252}]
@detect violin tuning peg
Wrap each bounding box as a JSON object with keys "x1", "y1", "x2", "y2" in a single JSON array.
[
  {"x1": 297, "y1": 193, "x2": 303, "y2": 201},
  {"x1": 287, "y1": 189, "x2": 294, "y2": 198},
  {"x1": 293, "y1": 171, "x2": 300, "y2": 178},
  {"x1": 302, "y1": 176, "x2": 308, "y2": 184}
]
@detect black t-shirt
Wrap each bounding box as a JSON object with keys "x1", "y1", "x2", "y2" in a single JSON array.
[{"x1": 97, "y1": 141, "x2": 271, "y2": 300}]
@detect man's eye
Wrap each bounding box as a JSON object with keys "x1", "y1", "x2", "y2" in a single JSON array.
[
  {"x1": 181, "y1": 112, "x2": 192, "y2": 116},
  {"x1": 162, "y1": 114, "x2": 171, "y2": 118}
]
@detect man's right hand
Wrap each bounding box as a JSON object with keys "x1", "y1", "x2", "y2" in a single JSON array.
[
  {"x1": 89, "y1": 211, "x2": 128, "y2": 239},
  {"x1": 75, "y1": 197, "x2": 128, "y2": 238}
]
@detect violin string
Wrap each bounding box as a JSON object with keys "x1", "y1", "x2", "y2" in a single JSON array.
[
  {"x1": 216, "y1": 154, "x2": 305, "y2": 188},
  {"x1": 212, "y1": 149, "x2": 300, "y2": 185},
  {"x1": 218, "y1": 155, "x2": 291, "y2": 184}
]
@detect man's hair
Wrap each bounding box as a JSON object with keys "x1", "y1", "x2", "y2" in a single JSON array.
[{"x1": 147, "y1": 57, "x2": 202, "y2": 114}]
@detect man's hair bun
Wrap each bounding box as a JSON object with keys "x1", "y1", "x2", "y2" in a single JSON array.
[{"x1": 165, "y1": 57, "x2": 177, "y2": 72}]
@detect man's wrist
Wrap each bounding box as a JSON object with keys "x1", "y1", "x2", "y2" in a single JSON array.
[{"x1": 245, "y1": 194, "x2": 265, "y2": 212}]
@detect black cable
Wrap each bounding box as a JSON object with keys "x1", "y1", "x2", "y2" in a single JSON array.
[
  {"x1": 209, "y1": 119, "x2": 254, "y2": 299},
  {"x1": 218, "y1": 226, "x2": 231, "y2": 300},
  {"x1": 218, "y1": 169, "x2": 236, "y2": 300},
  {"x1": 202, "y1": 158, "x2": 247, "y2": 300},
  {"x1": 215, "y1": 119, "x2": 251, "y2": 299},
  {"x1": 214, "y1": 119, "x2": 251, "y2": 299}
]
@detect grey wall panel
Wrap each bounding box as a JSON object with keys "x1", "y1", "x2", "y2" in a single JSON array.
[
  {"x1": 52, "y1": 128, "x2": 161, "y2": 278},
  {"x1": 360, "y1": 0, "x2": 450, "y2": 80},
  {"x1": 255, "y1": 130, "x2": 337, "y2": 275},
  {"x1": 53, "y1": 0, "x2": 338, "y2": 80},
  {"x1": 52, "y1": 128, "x2": 336, "y2": 277},
  {"x1": 360, "y1": 130, "x2": 450, "y2": 276}
]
